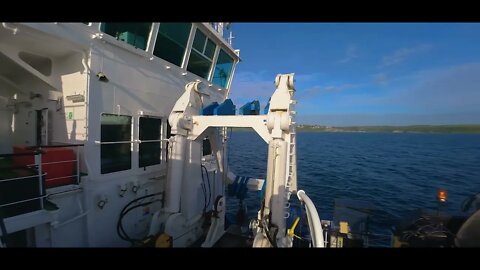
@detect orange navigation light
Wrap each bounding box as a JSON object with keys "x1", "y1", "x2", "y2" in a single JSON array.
[{"x1": 438, "y1": 189, "x2": 447, "y2": 203}]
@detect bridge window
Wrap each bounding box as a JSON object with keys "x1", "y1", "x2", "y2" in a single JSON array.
[
  {"x1": 154, "y1": 23, "x2": 192, "y2": 67},
  {"x1": 187, "y1": 29, "x2": 216, "y2": 79},
  {"x1": 212, "y1": 49, "x2": 235, "y2": 88},
  {"x1": 139, "y1": 117, "x2": 162, "y2": 167},
  {"x1": 101, "y1": 114, "x2": 132, "y2": 174},
  {"x1": 100, "y1": 23, "x2": 152, "y2": 50}
]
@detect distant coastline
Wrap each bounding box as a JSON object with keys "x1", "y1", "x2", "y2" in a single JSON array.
[
  {"x1": 230, "y1": 124, "x2": 480, "y2": 133},
  {"x1": 297, "y1": 124, "x2": 480, "y2": 134}
]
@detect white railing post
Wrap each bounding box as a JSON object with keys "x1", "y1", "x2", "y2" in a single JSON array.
[{"x1": 35, "y1": 151, "x2": 44, "y2": 209}]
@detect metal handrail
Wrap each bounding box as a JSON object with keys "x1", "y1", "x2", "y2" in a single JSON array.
[
  {"x1": 27, "y1": 143, "x2": 85, "y2": 149},
  {"x1": 0, "y1": 143, "x2": 84, "y2": 188},
  {"x1": 137, "y1": 139, "x2": 163, "y2": 143},
  {"x1": 94, "y1": 140, "x2": 136, "y2": 145},
  {"x1": 94, "y1": 139, "x2": 165, "y2": 144},
  {"x1": 46, "y1": 144, "x2": 82, "y2": 186},
  {"x1": 31, "y1": 144, "x2": 83, "y2": 186},
  {"x1": 0, "y1": 194, "x2": 48, "y2": 208},
  {"x1": 0, "y1": 144, "x2": 84, "y2": 218},
  {"x1": 0, "y1": 151, "x2": 39, "y2": 158},
  {"x1": 0, "y1": 174, "x2": 43, "y2": 183},
  {"x1": 41, "y1": 159, "x2": 77, "y2": 166}
]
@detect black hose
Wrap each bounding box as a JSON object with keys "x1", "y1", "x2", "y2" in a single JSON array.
[
  {"x1": 116, "y1": 192, "x2": 163, "y2": 244},
  {"x1": 201, "y1": 165, "x2": 212, "y2": 210},
  {"x1": 117, "y1": 199, "x2": 162, "y2": 243},
  {"x1": 200, "y1": 166, "x2": 208, "y2": 213},
  {"x1": 264, "y1": 222, "x2": 278, "y2": 248}
]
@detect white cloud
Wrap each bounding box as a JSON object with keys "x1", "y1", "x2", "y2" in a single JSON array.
[
  {"x1": 327, "y1": 63, "x2": 480, "y2": 115},
  {"x1": 372, "y1": 73, "x2": 388, "y2": 85},
  {"x1": 398, "y1": 62, "x2": 480, "y2": 113},
  {"x1": 230, "y1": 72, "x2": 327, "y2": 103},
  {"x1": 298, "y1": 83, "x2": 358, "y2": 99},
  {"x1": 381, "y1": 44, "x2": 431, "y2": 67},
  {"x1": 229, "y1": 72, "x2": 275, "y2": 106},
  {"x1": 339, "y1": 44, "x2": 359, "y2": 64},
  {"x1": 294, "y1": 72, "x2": 324, "y2": 82}
]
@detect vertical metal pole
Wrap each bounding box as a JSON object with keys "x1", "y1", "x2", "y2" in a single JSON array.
[
  {"x1": 35, "y1": 151, "x2": 44, "y2": 209},
  {"x1": 325, "y1": 228, "x2": 328, "y2": 247},
  {"x1": 76, "y1": 147, "x2": 80, "y2": 185}
]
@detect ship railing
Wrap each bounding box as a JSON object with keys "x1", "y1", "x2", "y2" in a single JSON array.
[
  {"x1": 1, "y1": 144, "x2": 84, "y2": 186},
  {"x1": 0, "y1": 144, "x2": 84, "y2": 216},
  {"x1": 0, "y1": 151, "x2": 47, "y2": 215},
  {"x1": 29, "y1": 144, "x2": 84, "y2": 188}
]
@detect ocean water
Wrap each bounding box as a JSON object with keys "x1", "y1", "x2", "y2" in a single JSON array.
[{"x1": 226, "y1": 131, "x2": 480, "y2": 246}]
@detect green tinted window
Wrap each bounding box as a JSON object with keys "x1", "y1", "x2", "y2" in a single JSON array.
[
  {"x1": 154, "y1": 23, "x2": 192, "y2": 66},
  {"x1": 187, "y1": 51, "x2": 211, "y2": 79},
  {"x1": 187, "y1": 29, "x2": 216, "y2": 79},
  {"x1": 205, "y1": 39, "x2": 216, "y2": 59},
  {"x1": 139, "y1": 117, "x2": 161, "y2": 167},
  {"x1": 212, "y1": 49, "x2": 235, "y2": 88},
  {"x1": 101, "y1": 114, "x2": 132, "y2": 174},
  {"x1": 192, "y1": 30, "x2": 206, "y2": 51},
  {"x1": 100, "y1": 23, "x2": 152, "y2": 50}
]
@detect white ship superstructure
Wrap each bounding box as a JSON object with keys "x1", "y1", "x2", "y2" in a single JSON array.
[{"x1": 0, "y1": 22, "x2": 322, "y2": 247}]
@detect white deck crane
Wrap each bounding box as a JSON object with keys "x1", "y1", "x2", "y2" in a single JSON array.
[{"x1": 163, "y1": 74, "x2": 324, "y2": 247}]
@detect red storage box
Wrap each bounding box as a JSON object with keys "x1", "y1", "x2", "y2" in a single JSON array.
[{"x1": 13, "y1": 146, "x2": 76, "y2": 188}]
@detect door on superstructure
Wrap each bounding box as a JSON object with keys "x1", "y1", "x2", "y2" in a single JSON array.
[{"x1": 35, "y1": 108, "x2": 48, "y2": 146}]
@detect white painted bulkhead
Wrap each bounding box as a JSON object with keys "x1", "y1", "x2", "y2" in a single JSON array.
[{"x1": 0, "y1": 22, "x2": 239, "y2": 247}]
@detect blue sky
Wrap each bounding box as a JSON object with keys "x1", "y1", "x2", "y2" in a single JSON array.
[{"x1": 228, "y1": 23, "x2": 480, "y2": 126}]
